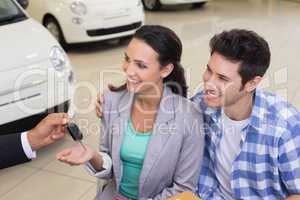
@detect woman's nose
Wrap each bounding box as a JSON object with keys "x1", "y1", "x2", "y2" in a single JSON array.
[{"x1": 125, "y1": 62, "x2": 136, "y2": 76}]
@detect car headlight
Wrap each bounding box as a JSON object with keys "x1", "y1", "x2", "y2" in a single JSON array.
[
  {"x1": 70, "y1": 1, "x2": 87, "y2": 16},
  {"x1": 50, "y1": 46, "x2": 67, "y2": 72}
]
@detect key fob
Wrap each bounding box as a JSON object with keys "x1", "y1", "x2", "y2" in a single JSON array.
[{"x1": 67, "y1": 123, "x2": 83, "y2": 141}]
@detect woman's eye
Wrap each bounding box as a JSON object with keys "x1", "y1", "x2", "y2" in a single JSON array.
[
  {"x1": 137, "y1": 63, "x2": 147, "y2": 69},
  {"x1": 124, "y1": 56, "x2": 129, "y2": 62}
]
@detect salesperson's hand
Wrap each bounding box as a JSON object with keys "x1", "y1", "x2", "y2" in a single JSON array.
[{"x1": 27, "y1": 113, "x2": 69, "y2": 151}]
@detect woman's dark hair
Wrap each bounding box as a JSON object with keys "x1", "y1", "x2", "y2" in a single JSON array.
[
  {"x1": 210, "y1": 29, "x2": 271, "y2": 86},
  {"x1": 110, "y1": 25, "x2": 188, "y2": 97}
]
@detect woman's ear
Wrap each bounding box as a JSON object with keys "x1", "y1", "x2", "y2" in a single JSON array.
[{"x1": 160, "y1": 63, "x2": 174, "y2": 78}]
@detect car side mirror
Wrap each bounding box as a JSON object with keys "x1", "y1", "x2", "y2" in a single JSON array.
[{"x1": 16, "y1": 0, "x2": 29, "y2": 10}]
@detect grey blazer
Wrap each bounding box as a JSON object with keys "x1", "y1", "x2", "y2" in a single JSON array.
[{"x1": 96, "y1": 86, "x2": 204, "y2": 200}]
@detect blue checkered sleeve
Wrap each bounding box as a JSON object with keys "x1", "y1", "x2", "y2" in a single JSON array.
[{"x1": 278, "y1": 114, "x2": 300, "y2": 195}]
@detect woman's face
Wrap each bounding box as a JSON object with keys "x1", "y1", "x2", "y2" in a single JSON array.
[{"x1": 122, "y1": 38, "x2": 169, "y2": 96}]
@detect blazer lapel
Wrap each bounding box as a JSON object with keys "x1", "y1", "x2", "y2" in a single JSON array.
[
  {"x1": 139, "y1": 86, "x2": 175, "y2": 193},
  {"x1": 111, "y1": 91, "x2": 134, "y2": 188}
]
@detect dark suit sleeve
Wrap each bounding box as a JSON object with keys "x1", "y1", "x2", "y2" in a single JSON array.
[{"x1": 0, "y1": 133, "x2": 31, "y2": 169}]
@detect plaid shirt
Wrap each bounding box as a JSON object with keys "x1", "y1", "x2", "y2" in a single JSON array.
[{"x1": 191, "y1": 89, "x2": 300, "y2": 200}]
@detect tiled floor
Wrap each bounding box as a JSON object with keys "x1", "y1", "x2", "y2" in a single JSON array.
[{"x1": 1, "y1": 0, "x2": 300, "y2": 199}]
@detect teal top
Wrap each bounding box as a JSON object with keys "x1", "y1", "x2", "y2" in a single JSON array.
[{"x1": 119, "y1": 119, "x2": 152, "y2": 199}]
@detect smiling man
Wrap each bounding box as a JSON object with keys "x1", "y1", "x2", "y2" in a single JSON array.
[{"x1": 192, "y1": 29, "x2": 300, "y2": 200}]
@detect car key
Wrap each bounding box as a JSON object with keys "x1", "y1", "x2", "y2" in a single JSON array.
[{"x1": 67, "y1": 122, "x2": 86, "y2": 150}]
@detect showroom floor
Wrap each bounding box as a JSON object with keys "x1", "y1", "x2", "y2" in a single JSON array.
[{"x1": 1, "y1": 0, "x2": 300, "y2": 199}]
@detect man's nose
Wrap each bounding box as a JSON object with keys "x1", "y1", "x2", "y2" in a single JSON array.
[
  {"x1": 205, "y1": 81, "x2": 217, "y2": 91},
  {"x1": 206, "y1": 75, "x2": 218, "y2": 88}
]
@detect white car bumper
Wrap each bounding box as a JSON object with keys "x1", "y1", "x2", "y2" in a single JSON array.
[
  {"x1": 60, "y1": 4, "x2": 145, "y2": 44},
  {"x1": 160, "y1": 0, "x2": 208, "y2": 5}
]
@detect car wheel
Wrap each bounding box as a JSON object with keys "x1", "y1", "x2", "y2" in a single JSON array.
[
  {"x1": 44, "y1": 17, "x2": 68, "y2": 49},
  {"x1": 142, "y1": 0, "x2": 161, "y2": 11},
  {"x1": 192, "y1": 2, "x2": 207, "y2": 8}
]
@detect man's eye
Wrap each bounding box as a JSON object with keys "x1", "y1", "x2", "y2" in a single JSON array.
[{"x1": 219, "y1": 77, "x2": 228, "y2": 82}]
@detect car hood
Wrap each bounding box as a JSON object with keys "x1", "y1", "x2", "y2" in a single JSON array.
[{"x1": 0, "y1": 18, "x2": 59, "y2": 72}]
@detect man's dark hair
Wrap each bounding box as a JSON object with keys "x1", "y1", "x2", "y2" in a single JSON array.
[{"x1": 210, "y1": 29, "x2": 271, "y2": 86}]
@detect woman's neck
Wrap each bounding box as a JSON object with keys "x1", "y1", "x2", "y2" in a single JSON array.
[
  {"x1": 135, "y1": 84, "x2": 164, "y2": 110},
  {"x1": 131, "y1": 84, "x2": 164, "y2": 133}
]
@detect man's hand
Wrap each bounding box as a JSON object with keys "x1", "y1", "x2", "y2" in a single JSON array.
[
  {"x1": 95, "y1": 93, "x2": 104, "y2": 118},
  {"x1": 27, "y1": 113, "x2": 69, "y2": 151}
]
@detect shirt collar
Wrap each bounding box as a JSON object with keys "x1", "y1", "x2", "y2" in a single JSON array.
[
  {"x1": 200, "y1": 89, "x2": 268, "y2": 133},
  {"x1": 198, "y1": 91, "x2": 222, "y2": 124},
  {"x1": 248, "y1": 89, "x2": 269, "y2": 132}
]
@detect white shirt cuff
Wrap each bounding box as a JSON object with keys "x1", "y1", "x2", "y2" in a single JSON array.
[
  {"x1": 21, "y1": 131, "x2": 37, "y2": 159},
  {"x1": 85, "y1": 152, "x2": 112, "y2": 178}
]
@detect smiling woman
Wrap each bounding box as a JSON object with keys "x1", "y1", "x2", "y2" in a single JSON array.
[{"x1": 56, "y1": 25, "x2": 204, "y2": 200}]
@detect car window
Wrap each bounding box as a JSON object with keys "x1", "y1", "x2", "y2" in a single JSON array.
[{"x1": 0, "y1": 0, "x2": 27, "y2": 25}]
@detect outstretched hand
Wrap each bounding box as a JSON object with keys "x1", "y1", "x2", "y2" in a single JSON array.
[{"x1": 56, "y1": 144, "x2": 95, "y2": 166}]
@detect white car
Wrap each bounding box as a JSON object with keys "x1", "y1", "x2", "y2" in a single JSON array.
[
  {"x1": 142, "y1": 0, "x2": 209, "y2": 10},
  {"x1": 26, "y1": 0, "x2": 145, "y2": 47},
  {"x1": 0, "y1": 0, "x2": 74, "y2": 134}
]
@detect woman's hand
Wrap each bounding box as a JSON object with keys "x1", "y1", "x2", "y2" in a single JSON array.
[
  {"x1": 95, "y1": 93, "x2": 104, "y2": 118},
  {"x1": 56, "y1": 144, "x2": 96, "y2": 166}
]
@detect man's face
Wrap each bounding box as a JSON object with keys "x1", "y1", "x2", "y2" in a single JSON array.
[{"x1": 203, "y1": 52, "x2": 247, "y2": 108}]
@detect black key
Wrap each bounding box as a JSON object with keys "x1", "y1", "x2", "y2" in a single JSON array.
[{"x1": 67, "y1": 123, "x2": 83, "y2": 141}]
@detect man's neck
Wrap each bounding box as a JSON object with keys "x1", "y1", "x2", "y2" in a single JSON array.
[{"x1": 223, "y1": 93, "x2": 254, "y2": 121}]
